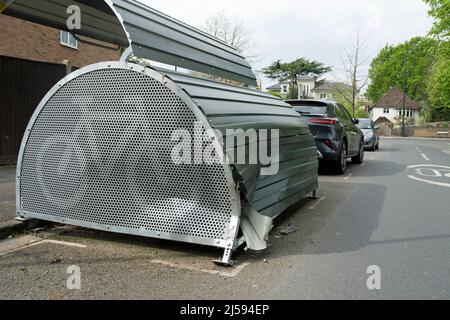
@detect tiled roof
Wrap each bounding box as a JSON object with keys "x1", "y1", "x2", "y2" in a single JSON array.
[{"x1": 372, "y1": 87, "x2": 421, "y2": 110}]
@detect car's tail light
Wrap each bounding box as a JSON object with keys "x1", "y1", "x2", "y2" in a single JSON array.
[
  {"x1": 323, "y1": 139, "x2": 334, "y2": 148},
  {"x1": 308, "y1": 118, "x2": 337, "y2": 125}
]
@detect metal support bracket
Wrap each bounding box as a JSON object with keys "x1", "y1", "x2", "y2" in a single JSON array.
[
  {"x1": 213, "y1": 248, "x2": 235, "y2": 267},
  {"x1": 120, "y1": 46, "x2": 133, "y2": 61}
]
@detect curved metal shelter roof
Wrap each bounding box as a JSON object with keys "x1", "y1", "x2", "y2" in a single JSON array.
[{"x1": 2, "y1": 0, "x2": 257, "y2": 86}]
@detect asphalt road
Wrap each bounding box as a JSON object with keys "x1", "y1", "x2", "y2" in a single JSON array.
[{"x1": 0, "y1": 137, "x2": 449, "y2": 299}]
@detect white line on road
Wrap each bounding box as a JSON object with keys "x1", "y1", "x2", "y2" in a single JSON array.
[
  {"x1": 344, "y1": 173, "x2": 352, "y2": 180},
  {"x1": 420, "y1": 152, "x2": 430, "y2": 161},
  {"x1": 150, "y1": 259, "x2": 250, "y2": 278},
  {"x1": 0, "y1": 236, "x2": 87, "y2": 257},
  {"x1": 43, "y1": 239, "x2": 87, "y2": 248},
  {"x1": 309, "y1": 196, "x2": 327, "y2": 210},
  {"x1": 408, "y1": 175, "x2": 450, "y2": 188}
]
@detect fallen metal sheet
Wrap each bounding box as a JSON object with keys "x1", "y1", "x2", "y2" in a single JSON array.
[{"x1": 16, "y1": 62, "x2": 318, "y2": 264}]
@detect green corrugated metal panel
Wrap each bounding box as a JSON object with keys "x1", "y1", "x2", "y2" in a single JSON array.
[
  {"x1": 3, "y1": 0, "x2": 257, "y2": 86},
  {"x1": 161, "y1": 68, "x2": 319, "y2": 220}
]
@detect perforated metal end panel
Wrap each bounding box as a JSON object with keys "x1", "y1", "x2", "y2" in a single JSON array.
[{"x1": 18, "y1": 63, "x2": 239, "y2": 248}]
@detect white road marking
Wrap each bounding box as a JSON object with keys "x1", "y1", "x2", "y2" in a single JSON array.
[
  {"x1": 408, "y1": 175, "x2": 450, "y2": 188},
  {"x1": 361, "y1": 163, "x2": 365, "y2": 167},
  {"x1": 344, "y1": 173, "x2": 352, "y2": 180},
  {"x1": 408, "y1": 164, "x2": 450, "y2": 169},
  {"x1": 0, "y1": 236, "x2": 87, "y2": 257},
  {"x1": 43, "y1": 239, "x2": 87, "y2": 248},
  {"x1": 150, "y1": 259, "x2": 250, "y2": 278},
  {"x1": 420, "y1": 153, "x2": 430, "y2": 161},
  {"x1": 309, "y1": 196, "x2": 327, "y2": 210}
]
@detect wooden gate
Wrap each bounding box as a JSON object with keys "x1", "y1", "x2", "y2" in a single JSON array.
[{"x1": 0, "y1": 56, "x2": 66, "y2": 164}]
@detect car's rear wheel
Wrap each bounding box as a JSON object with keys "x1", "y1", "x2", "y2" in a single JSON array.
[
  {"x1": 332, "y1": 140, "x2": 347, "y2": 174},
  {"x1": 352, "y1": 140, "x2": 365, "y2": 164}
]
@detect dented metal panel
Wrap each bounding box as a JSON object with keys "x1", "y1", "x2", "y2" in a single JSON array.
[
  {"x1": 16, "y1": 62, "x2": 318, "y2": 264},
  {"x1": 159, "y1": 68, "x2": 319, "y2": 220}
]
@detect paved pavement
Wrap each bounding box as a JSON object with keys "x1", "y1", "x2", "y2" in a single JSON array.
[
  {"x1": 0, "y1": 137, "x2": 449, "y2": 299},
  {"x1": 0, "y1": 165, "x2": 16, "y2": 223}
]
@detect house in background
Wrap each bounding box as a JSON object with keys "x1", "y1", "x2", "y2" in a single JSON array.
[
  {"x1": 369, "y1": 87, "x2": 421, "y2": 125},
  {"x1": 310, "y1": 81, "x2": 352, "y2": 100},
  {"x1": 266, "y1": 75, "x2": 316, "y2": 99},
  {"x1": 0, "y1": 14, "x2": 121, "y2": 164},
  {"x1": 266, "y1": 78, "x2": 351, "y2": 101}
]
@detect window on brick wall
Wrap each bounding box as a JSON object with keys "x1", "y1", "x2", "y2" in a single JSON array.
[{"x1": 60, "y1": 31, "x2": 78, "y2": 49}]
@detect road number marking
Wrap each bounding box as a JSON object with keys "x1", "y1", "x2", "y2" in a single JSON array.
[
  {"x1": 407, "y1": 164, "x2": 450, "y2": 188},
  {"x1": 408, "y1": 175, "x2": 450, "y2": 188}
]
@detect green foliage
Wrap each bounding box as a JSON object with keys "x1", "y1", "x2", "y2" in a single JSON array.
[
  {"x1": 333, "y1": 93, "x2": 367, "y2": 118},
  {"x1": 424, "y1": 0, "x2": 450, "y2": 39},
  {"x1": 267, "y1": 90, "x2": 282, "y2": 99},
  {"x1": 427, "y1": 53, "x2": 450, "y2": 110},
  {"x1": 366, "y1": 37, "x2": 438, "y2": 106},
  {"x1": 287, "y1": 85, "x2": 299, "y2": 100},
  {"x1": 262, "y1": 58, "x2": 331, "y2": 85}
]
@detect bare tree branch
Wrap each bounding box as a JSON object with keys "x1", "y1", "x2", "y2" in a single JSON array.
[
  {"x1": 336, "y1": 28, "x2": 371, "y2": 117},
  {"x1": 201, "y1": 11, "x2": 259, "y2": 64}
]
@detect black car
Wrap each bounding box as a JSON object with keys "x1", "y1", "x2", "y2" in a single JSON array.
[{"x1": 286, "y1": 99, "x2": 365, "y2": 174}]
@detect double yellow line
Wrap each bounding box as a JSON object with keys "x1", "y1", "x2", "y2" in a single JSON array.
[{"x1": 0, "y1": 0, "x2": 13, "y2": 14}]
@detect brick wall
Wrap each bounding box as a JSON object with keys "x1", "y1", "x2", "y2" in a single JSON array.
[{"x1": 0, "y1": 15, "x2": 121, "y2": 68}]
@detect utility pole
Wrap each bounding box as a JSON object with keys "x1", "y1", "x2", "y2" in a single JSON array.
[{"x1": 402, "y1": 51, "x2": 407, "y2": 137}]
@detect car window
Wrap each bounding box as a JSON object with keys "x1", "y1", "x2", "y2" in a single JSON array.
[
  {"x1": 340, "y1": 105, "x2": 353, "y2": 122},
  {"x1": 357, "y1": 119, "x2": 373, "y2": 129},
  {"x1": 293, "y1": 105, "x2": 328, "y2": 115},
  {"x1": 335, "y1": 104, "x2": 350, "y2": 122}
]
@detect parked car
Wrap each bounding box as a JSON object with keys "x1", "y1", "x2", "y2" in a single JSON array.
[
  {"x1": 357, "y1": 118, "x2": 380, "y2": 151},
  {"x1": 286, "y1": 99, "x2": 365, "y2": 174}
]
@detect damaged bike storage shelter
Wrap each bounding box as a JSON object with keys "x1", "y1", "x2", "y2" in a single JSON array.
[{"x1": 3, "y1": 0, "x2": 319, "y2": 266}]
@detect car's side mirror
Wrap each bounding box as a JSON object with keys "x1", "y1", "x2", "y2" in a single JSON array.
[{"x1": 353, "y1": 118, "x2": 359, "y2": 125}]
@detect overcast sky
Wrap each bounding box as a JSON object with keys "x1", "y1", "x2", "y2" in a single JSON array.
[{"x1": 140, "y1": 0, "x2": 433, "y2": 90}]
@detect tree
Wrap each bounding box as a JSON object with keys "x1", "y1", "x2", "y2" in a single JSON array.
[
  {"x1": 367, "y1": 37, "x2": 438, "y2": 113},
  {"x1": 333, "y1": 30, "x2": 370, "y2": 117},
  {"x1": 262, "y1": 58, "x2": 331, "y2": 99},
  {"x1": 427, "y1": 49, "x2": 450, "y2": 120},
  {"x1": 424, "y1": 0, "x2": 450, "y2": 39},
  {"x1": 423, "y1": 0, "x2": 450, "y2": 120},
  {"x1": 201, "y1": 11, "x2": 257, "y2": 62}
]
